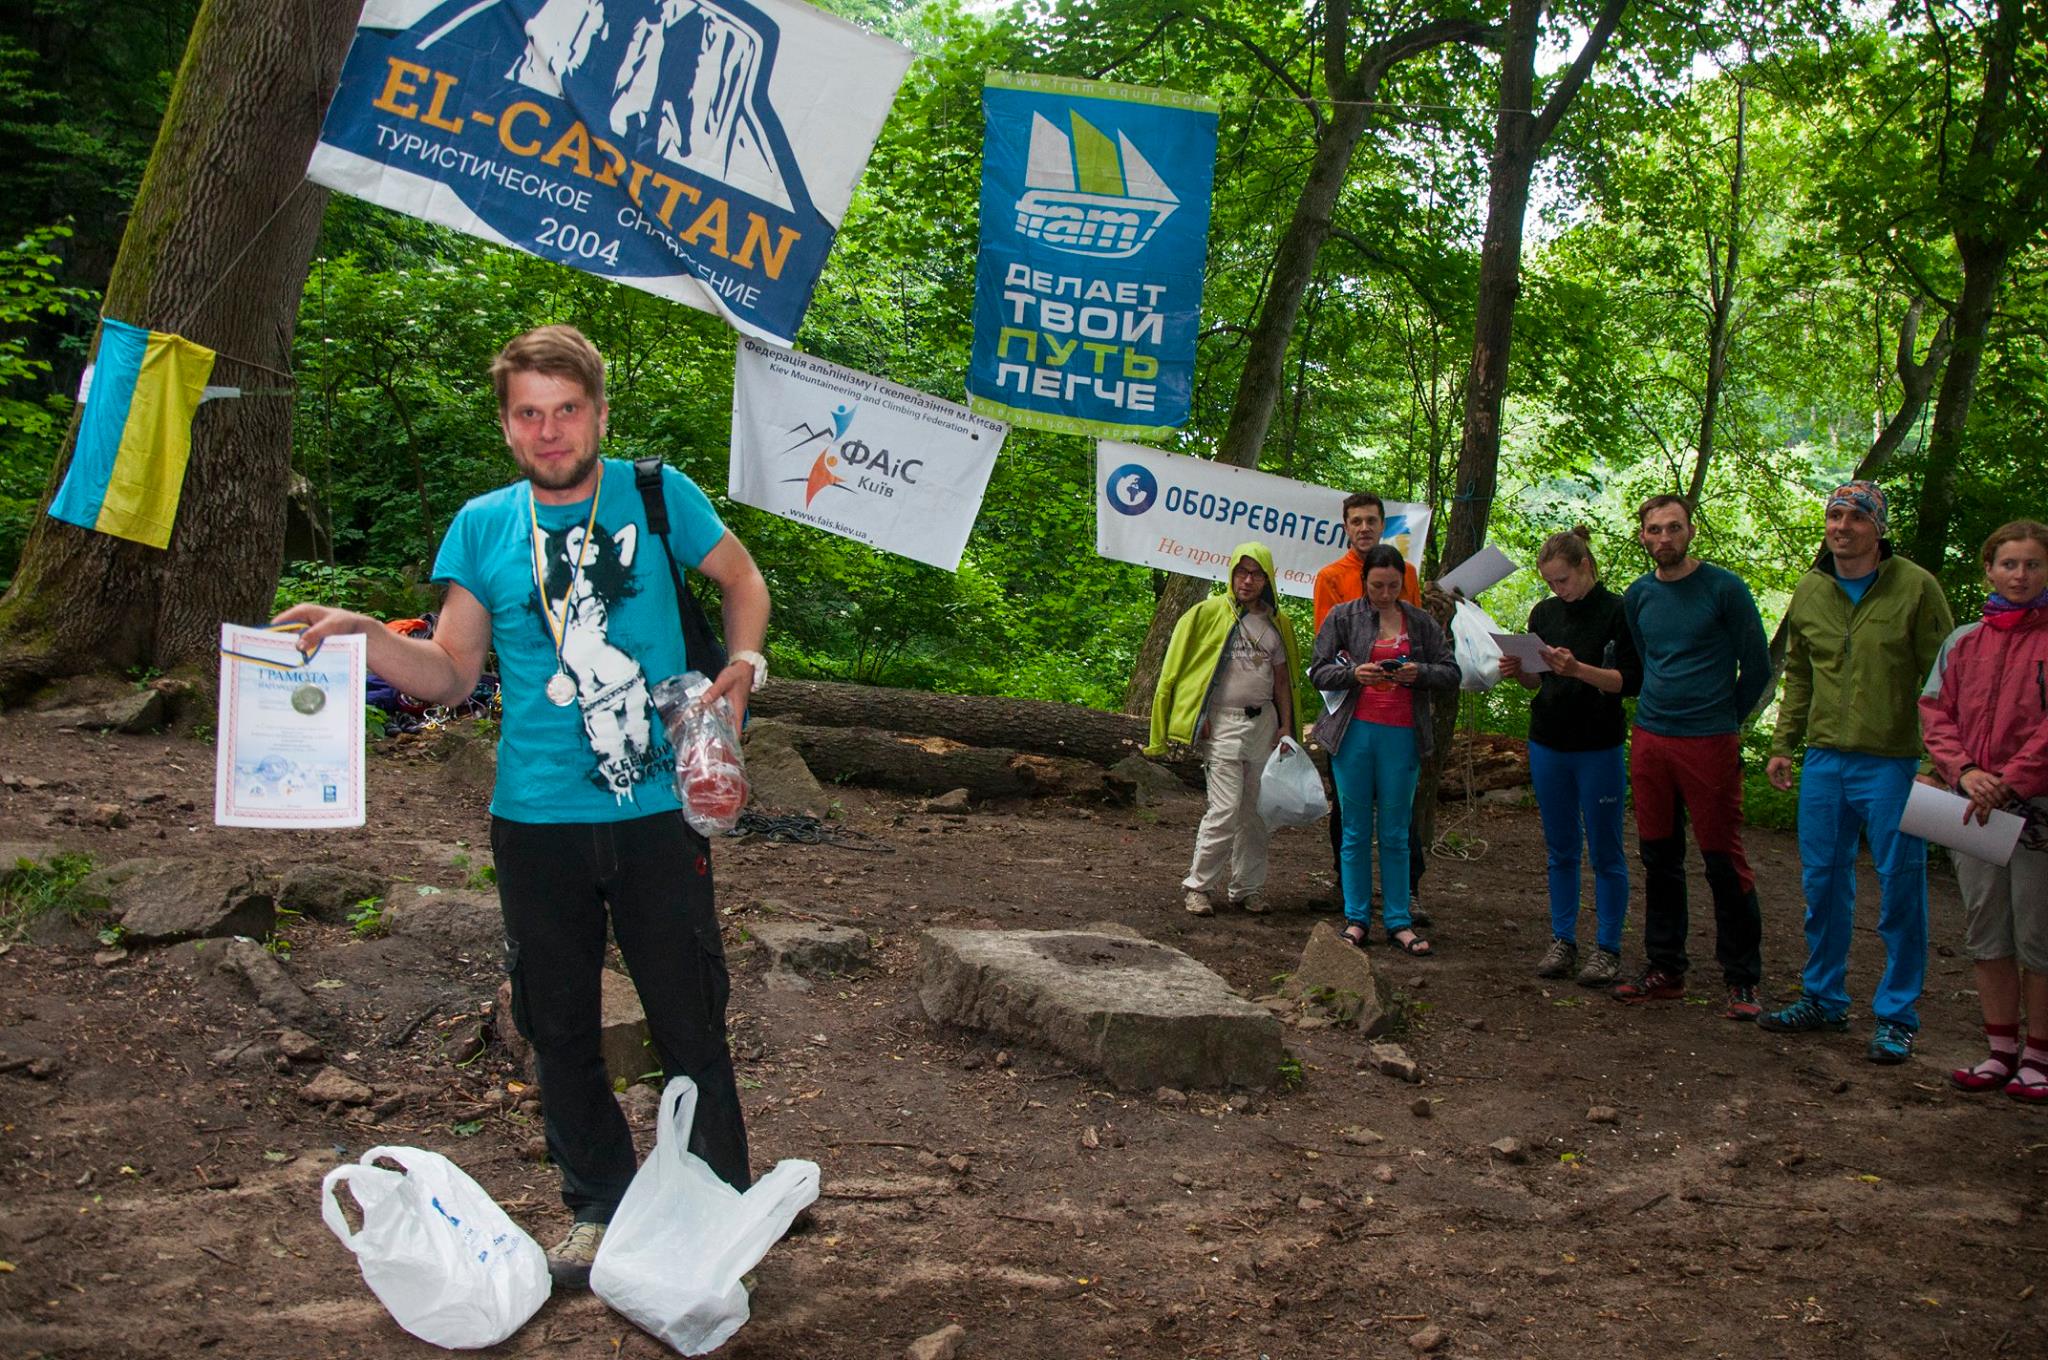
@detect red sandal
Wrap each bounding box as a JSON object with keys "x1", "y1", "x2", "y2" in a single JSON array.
[{"x1": 1952, "y1": 1053, "x2": 2016, "y2": 1092}]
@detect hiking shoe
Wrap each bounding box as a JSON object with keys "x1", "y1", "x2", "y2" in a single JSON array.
[
  {"x1": 1612, "y1": 969, "x2": 1685, "y2": 1003},
  {"x1": 1722, "y1": 986, "x2": 1762, "y2": 1022},
  {"x1": 1757, "y1": 996, "x2": 1850, "y2": 1034},
  {"x1": 1534, "y1": 937, "x2": 1579, "y2": 979},
  {"x1": 1183, "y1": 889, "x2": 1214, "y2": 917},
  {"x1": 547, "y1": 1222, "x2": 606, "y2": 1289},
  {"x1": 1576, "y1": 949, "x2": 1622, "y2": 988},
  {"x1": 1866, "y1": 1021, "x2": 1915, "y2": 1065},
  {"x1": 1234, "y1": 892, "x2": 1271, "y2": 915}
]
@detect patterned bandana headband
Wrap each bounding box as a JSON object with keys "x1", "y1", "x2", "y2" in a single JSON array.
[{"x1": 1826, "y1": 479, "x2": 1888, "y2": 534}]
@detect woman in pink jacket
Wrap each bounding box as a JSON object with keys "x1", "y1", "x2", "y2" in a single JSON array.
[{"x1": 1919, "y1": 520, "x2": 2048, "y2": 1101}]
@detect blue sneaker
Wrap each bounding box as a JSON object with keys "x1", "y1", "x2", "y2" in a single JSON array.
[
  {"x1": 1866, "y1": 1020, "x2": 1915, "y2": 1065},
  {"x1": 1756, "y1": 996, "x2": 1849, "y2": 1034}
]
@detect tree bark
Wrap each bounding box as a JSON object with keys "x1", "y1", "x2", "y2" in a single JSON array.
[
  {"x1": 0, "y1": 0, "x2": 356, "y2": 699},
  {"x1": 1910, "y1": 242, "x2": 2009, "y2": 570},
  {"x1": 1687, "y1": 81, "x2": 1745, "y2": 505},
  {"x1": 751, "y1": 676, "x2": 1197, "y2": 778},
  {"x1": 1854, "y1": 298, "x2": 1950, "y2": 481},
  {"x1": 1122, "y1": 10, "x2": 1494, "y2": 714},
  {"x1": 757, "y1": 722, "x2": 1115, "y2": 802}
]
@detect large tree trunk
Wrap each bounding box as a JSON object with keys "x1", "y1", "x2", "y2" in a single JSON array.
[
  {"x1": 759, "y1": 722, "x2": 1115, "y2": 802},
  {"x1": 0, "y1": 0, "x2": 356, "y2": 700},
  {"x1": 1909, "y1": 244, "x2": 2007, "y2": 571},
  {"x1": 1424, "y1": 0, "x2": 1627, "y2": 844},
  {"x1": 1122, "y1": 10, "x2": 1492, "y2": 714},
  {"x1": 751, "y1": 676, "x2": 1196, "y2": 777}
]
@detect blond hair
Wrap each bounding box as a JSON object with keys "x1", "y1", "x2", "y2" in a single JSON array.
[{"x1": 491, "y1": 324, "x2": 605, "y2": 412}]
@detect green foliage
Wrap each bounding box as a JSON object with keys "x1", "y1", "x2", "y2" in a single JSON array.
[
  {"x1": 0, "y1": 223, "x2": 96, "y2": 582},
  {"x1": 0, "y1": 850, "x2": 96, "y2": 938},
  {"x1": 346, "y1": 895, "x2": 387, "y2": 939},
  {"x1": 1275, "y1": 1052, "x2": 1304, "y2": 1091}
]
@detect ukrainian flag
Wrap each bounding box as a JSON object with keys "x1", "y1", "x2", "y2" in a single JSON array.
[{"x1": 49, "y1": 317, "x2": 216, "y2": 550}]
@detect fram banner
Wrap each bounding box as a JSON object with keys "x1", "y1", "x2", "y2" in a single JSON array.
[
  {"x1": 307, "y1": 0, "x2": 912, "y2": 344},
  {"x1": 730, "y1": 338, "x2": 1008, "y2": 571},
  {"x1": 967, "y1": 72, "x2": 1217, "y2": 439},
  {"x1": 1095, "y1": 441, "x2": 1431, "y2": 600}
]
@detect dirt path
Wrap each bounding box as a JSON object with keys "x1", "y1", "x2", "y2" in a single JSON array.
[{"x1": 1, "y1": 711, "x2": 2041, "y2": 1359}]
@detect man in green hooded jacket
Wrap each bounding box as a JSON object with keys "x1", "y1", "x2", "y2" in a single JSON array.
[{"x1": 1146, "y1": 542, "x2": 1302, "y2": 915}]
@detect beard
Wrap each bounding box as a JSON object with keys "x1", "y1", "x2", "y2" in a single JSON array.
[
  {"x1": 1649, "y1": 543, "x2": 1686, "y2": 567},
  {"x1": 518, "y1": 444, "x2": 601, "y2": 493}
]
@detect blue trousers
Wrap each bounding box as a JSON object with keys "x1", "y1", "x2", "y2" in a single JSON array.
[
  {"x1": 1332, "y1": 718, "x2": 1419, "y2": 931},
  {"x1": 1795, "y1": 747, "x2": 1927, "y2": 1029},
  {"x1": 1527, "y1": 741, "x2": 1629, "y2": 953}
]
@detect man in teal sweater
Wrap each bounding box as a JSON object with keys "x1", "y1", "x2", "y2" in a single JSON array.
[
  {"x1": 1762, "y1": 481, "x2": 1952, "y2": 1063},
  {"x1": 1615, "y1": 494, "x2": 1773, "y2": 1018}
]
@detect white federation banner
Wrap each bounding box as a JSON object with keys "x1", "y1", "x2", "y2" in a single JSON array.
[
  {"x1": 308, "y1": 0, "x2": 912, "y2": 344},
  {"x1": 1095, "y1": 440, "x2": 1430, "y2": 599},
  {"x1": 731, "y1": 338, "x2": 1008, "y2": 571}
]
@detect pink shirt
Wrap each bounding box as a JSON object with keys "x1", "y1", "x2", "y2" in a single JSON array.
[{"x1": 1353, "y1": 630, "x2": 1415, "y2": 727}]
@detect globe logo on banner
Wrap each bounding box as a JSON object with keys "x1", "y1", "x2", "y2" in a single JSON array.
[
  {"x1": 1105, "y1": 463, "x2": 1158, "y2": 515},
  {"x1": 1016, "y1": 112, "x2": 1177, "y2": 260}
]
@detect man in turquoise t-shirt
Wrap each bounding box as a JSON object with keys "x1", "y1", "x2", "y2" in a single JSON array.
[{"x1": 278, "y1": 326, "x2": 771, "y2": 1288}]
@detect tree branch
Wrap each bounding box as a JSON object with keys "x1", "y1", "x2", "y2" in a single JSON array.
[
  {"x1": 1530, "y1": 0, "x2": 1631, "y2": 149},
  {"x1": 1193, "y1": 14, "x2": 1321, "y2": 129}
]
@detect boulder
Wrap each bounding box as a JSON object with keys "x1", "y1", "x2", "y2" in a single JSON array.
[
  {"x1": 381, "y1": 890, "x2": 503, "y2": 957},
  {"x1": 748, "y1": 920, "x2": 872, "y2": 976},
  {"x1": 1283, "y1": 921, "x2": 1396, "y2": 1036},
  {"x1": 492, "y1": 971, "x2": 651, "y2": 1089},
  {"x1": 0, "y1": 842, "x2": 63, "y2": 876},
  {"x1": 745, "y1": 738, "x2": 828, "y2": 818},
  {"x1": 278, "y1": 863, "x2": 389, "y2": 924},
  {"x1": 1106, "y1": 754, "x2": 1194, "y2": 804},
  {"x1": 108, "y1": 860, "x2": 275, "y2": 946},
  {"x1": 918, "y1": 928, "x2": 1282, "y2": 1091},
  {"x1": 43, "y1": 687, "x2": 165, "y2": 734}
]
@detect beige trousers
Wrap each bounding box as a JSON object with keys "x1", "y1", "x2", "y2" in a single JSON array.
[{"x1": 1183, "y1": 706, "x2": 1278, "y2": 899}]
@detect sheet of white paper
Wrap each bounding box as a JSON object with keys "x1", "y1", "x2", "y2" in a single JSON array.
[
  {"x1": 1898, "y1": 781, "x2": 2024, "y2": 867},
  {"x1": 1490, "y1": 632, "x2": 1552, "y2": 674},
  {"x1": 1437, "y1": 545, "x2": 1519, "y2": 599},
  {"x1": 214, "y1": 624, "x2": 366, "y2": 829},
  {"x1": 1320, "y1": 688, "x2": 1348, "y2": 714}
]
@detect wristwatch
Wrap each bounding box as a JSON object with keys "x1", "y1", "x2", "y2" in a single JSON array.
[{"x1": 731, "y1": 649, "x2": 768, "y2": 688}]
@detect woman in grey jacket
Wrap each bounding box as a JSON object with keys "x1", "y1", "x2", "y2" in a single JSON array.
[{"x1": 1309, "y1": 544, "x2": 1461, "y2": 954}]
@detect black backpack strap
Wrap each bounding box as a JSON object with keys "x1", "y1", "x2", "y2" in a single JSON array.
[{"x1": 634, "y1": 457, "x2": 729, "y2": 677}]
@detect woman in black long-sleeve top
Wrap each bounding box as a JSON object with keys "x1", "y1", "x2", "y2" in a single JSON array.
[
  {"x1": 1309, "y1": 545, "x2": 1462, "y2": 955},
  {"x1": 1498, "y1": 525, "x2": 1643, "y2": 988}
]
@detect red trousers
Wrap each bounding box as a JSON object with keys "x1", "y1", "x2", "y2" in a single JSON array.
[{"x1": 1629, "y1": 727, "x2": 1763, "y2": 985}]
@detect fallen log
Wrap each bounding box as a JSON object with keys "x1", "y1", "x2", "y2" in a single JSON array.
[
  {"x1": 750, "y1": 678, "x2": 1197, "y2": 781},
  {"x1": 755, "y1": 721, "x2": 1115, "y2": 802},
  {"x1": 1435, "y1": 731, "x2": 1529, "y2": 800}
]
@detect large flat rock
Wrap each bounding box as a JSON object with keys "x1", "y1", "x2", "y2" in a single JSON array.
[{"x1": 918, "y1": 928, "x2": 1282, "y2": 1091}]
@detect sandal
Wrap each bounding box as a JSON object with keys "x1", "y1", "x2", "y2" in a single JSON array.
[
  {"x1": 1952, "y1": 1053, "x2": 2017, "y2": 1092},
  {"x1": 2006, "y1": 1065, "x2": 2048, "y2": 1105},
  {"x1": 1387, "y1": 928, "x2": 1433, "y2": 957},
  {"x1": 1339, "y1": 923, "x2": 1370, "y2": 950}
]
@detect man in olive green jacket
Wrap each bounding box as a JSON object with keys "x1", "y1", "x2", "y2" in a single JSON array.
[
  {"x1": 1763, "y1": 480, "x2": 1953, "y2": 1063},
  {"x1": 1146, "y1": 542, "x2": 1302, "y2": 916}
]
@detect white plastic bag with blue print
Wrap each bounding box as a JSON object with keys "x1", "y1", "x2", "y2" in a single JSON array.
[
  {"x1": 1257, "y1": 736, "x2": 1329, "y2": 829},
  {"x1": 320, "y1": 1145, "x2": 550, "y2": 1349},
  {"x1": 591, "y1": 1076, "x2": 821, "y2": 1355}
]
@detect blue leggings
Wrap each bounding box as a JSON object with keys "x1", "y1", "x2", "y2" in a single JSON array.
[
  {"x1": 1527, "y1": 741, "x2": 1629, "y2": 953},
  {"x1": 1331, "y1": 719, "x2": 1420, "y2": 931}
]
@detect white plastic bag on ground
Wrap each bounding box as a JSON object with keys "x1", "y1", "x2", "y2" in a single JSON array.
[
  {"x1": 320, "y1": 1145, "x2": 550, "y2": 1349},
  {"x1": 1257, "y1": 736, "x2": 1328, "y2": 829},
  {"x1": 591, "y1": 1076, "x2": 821, "y2": 1356},
  {"x1": 1449, "y1": 599, "x2": 1506, "y2": 691}
]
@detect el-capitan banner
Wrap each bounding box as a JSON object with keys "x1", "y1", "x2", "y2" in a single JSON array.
[
  {"x1": 1095, "y1": 441, "x2": 1431, "y2": 600},
  {"x1": 730, "y1": 339, "x2": 1007, "y2": 571},
  {"x1": 307, "y1": 0, "x2": 912, "y2": 344},
  {"x1": 967, "y1": 72, "x2": 1217, "y2": 439}
]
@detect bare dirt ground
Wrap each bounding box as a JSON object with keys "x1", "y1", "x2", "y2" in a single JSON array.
[{"x1": 1, "y1": 706, "x2": 2043, "y2": 1360}]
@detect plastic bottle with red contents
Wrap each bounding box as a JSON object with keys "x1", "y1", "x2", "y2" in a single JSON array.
[{"x1": 651, "y1": 672, "x2": 750, "y2": 835}]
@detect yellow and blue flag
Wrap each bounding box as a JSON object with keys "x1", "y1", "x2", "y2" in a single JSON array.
[{"x1": 49, "y1": 317, "x2": 216, "y2": 550}]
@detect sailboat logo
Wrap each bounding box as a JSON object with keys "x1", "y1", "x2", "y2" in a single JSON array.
[{"x1": 1015, "y1": 112, "x2": 1178, "y2": 260}]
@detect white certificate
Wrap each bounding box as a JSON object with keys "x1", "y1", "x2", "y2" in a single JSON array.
[
  {"x1": 1437, "y1": 545, "x2": 1520, "y2": 600},
  {"x1": 1898, "y1": 780, "x2": 2024, "y2": 867},
  {"x1": 215, "y1": 623, "x2": 366, "y2": 829},
  {"x1": 1490, "y1": 632, "x2": 1553, "y2": 674}
]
